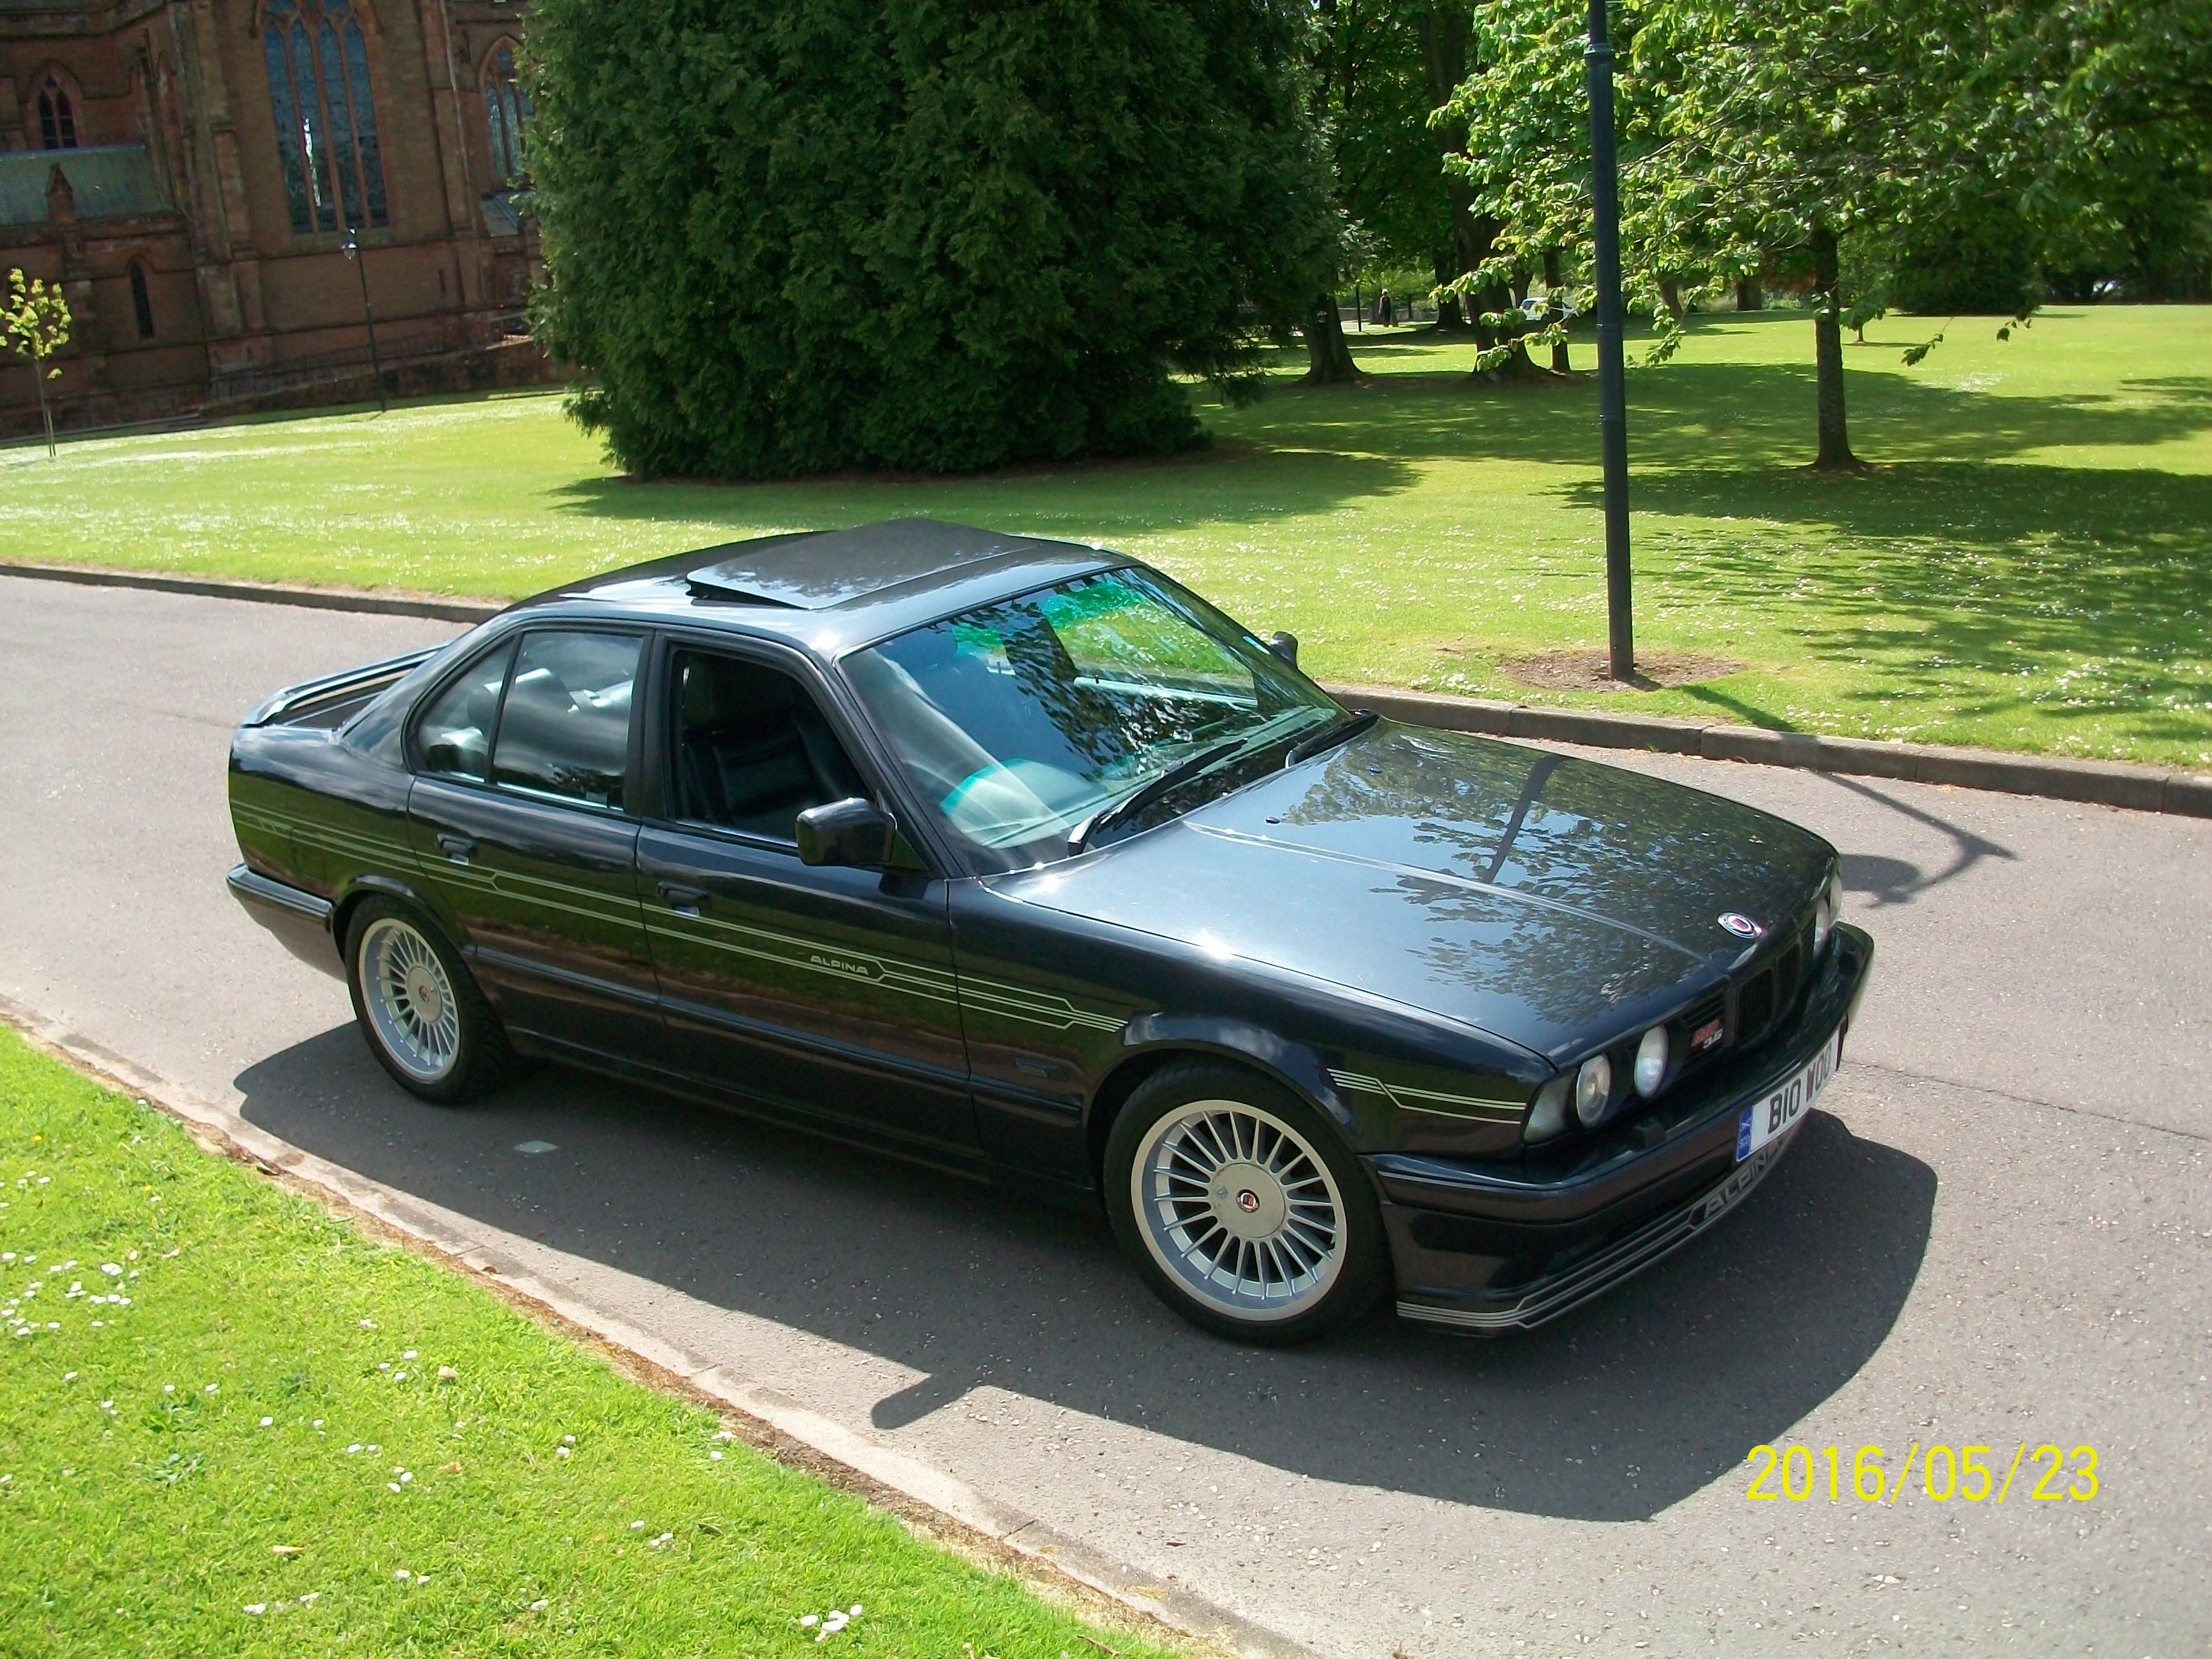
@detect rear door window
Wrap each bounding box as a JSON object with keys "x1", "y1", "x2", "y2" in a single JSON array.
[
  {"x1": 489, "y1": 631, "x2": 643, "y2": 810},
  {"x1": 415, "y1": 640, "x2": 515, "y2": 782}
]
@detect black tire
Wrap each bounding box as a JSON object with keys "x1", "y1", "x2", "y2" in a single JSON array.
[
  {"x1": 1104, "y1": 1059, "x2": 1387, "y2": 1345},
  {"x1": 343, "y1": 897, "x2": 518, "y2": 1103}
]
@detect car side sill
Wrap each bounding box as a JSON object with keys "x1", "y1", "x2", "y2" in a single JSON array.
[{"x1": 514, "y1": 1028, "x2": 993, "y2": 1184}]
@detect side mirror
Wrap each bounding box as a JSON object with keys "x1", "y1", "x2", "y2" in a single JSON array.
[
  {"x1": 1267, "y1": 631, "x2": 1300, "y2": 668},
  {"x1": 795, "y1": 796, "x2": 893, "y2": 868}
]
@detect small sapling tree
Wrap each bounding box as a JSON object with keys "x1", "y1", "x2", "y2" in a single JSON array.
[{"x1": 4, "y1": 268, "x2": 72, "y2": 459}]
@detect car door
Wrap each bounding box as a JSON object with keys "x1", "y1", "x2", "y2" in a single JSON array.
[
  {"x1": 632, "y1": 637, "x2": 979, "y2": 1162},
  {"x1": 405, "y1": 626, "x2": 661, "y2": 1061}
]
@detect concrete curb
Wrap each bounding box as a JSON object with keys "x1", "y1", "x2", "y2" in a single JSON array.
[
  {"x1": 6, "y1": 558, "x2": 2206, "y2": 819},
  {"x1": 1327, "y1": 684, "x2": 2212, "y2": 817},
  {"x1": 0, "y1": 992, "x2": 1320, "y2": 1659},
  {"x1": 0, "y1": 559, "x2": 506, "y2": 626}
]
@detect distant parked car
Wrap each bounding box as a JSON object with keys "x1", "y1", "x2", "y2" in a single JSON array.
[
  {"x1": 1519, "y1": 294, "x2": 1581, "y2": 322},
  {"x1": 226, "y1": 520, "x2": 1871, "y2": 1344}
]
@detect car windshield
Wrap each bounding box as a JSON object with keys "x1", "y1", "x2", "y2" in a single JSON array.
[{"x1": 846, "y1": 568, "x2": 1339, "y2": 869}]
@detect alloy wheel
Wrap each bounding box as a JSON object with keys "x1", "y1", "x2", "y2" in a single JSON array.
[
  {"x1": 1128, "y1": 1099, "x2": 1346, "y2": 1322},
  {"x1": 359, "y1": 916, "x2": 461, "y2": 1084}
]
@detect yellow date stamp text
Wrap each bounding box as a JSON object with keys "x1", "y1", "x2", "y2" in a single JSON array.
[{"x1": 1743, "y1": 1442, "x2": 2098, "y2": 1503}]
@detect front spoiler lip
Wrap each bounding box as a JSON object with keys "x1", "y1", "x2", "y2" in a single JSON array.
[{"x1": 1395, "y1": 1119, "x2": 1804, "y2": 1333}]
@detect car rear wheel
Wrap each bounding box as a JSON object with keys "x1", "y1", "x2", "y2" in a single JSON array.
[
  {"x1": 1105, "y1": 1061, "x2": 1386, "y2": 1344},
  {"x1": 345, "y1": 899, "x2": 516, "y2": 1103}
]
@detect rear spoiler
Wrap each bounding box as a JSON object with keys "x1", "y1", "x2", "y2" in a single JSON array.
[{"x1": 242, "y1": 644, "x2": 444, "y2": 728}]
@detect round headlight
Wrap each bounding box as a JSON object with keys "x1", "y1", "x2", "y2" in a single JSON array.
[
  {"x1": 1633, "y1": 1024, "x2": 1669, "y2": 1097},
  {"x1": 1573, "y1": 1054, "x2": 1613, "y2": 1127},
  {"x1": 1523, "y1": 1075, "x2": 1570, "y2": 1143},
  {"x1": 1813, "y1": 870, "x2": 1842, "y2": 952}
]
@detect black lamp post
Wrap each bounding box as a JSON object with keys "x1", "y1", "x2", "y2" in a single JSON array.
[
  {"x1": 1586, "y1": 0, "x2": 1633, "y2": 680},
  {"x1": 340, "y1": 224, "x2": 387, "y2": 415}
]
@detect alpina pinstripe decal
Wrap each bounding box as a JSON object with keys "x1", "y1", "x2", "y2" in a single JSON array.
[
  {"x1": 234, "y1": 806, "x2": 1123, "y2": 1031},
  {"x1": 958, "y1": 977, "x2": 1126, "y2": 1032},
  {"x1": 234, "y1": 805, "x2": 413, "y2": 866},
  {"x1": 236, "y1": 805, "x2": 645, "y2": 931},
  {"x1": 429, "y1": 864, "x2": 645, "y2": 931},
  {"x1": 1328, "y1": 1068, "x2": 1523, "y2": 1123},
  {"x1": 646, "y1": 913, "x2": 960, "y2": 1007}
]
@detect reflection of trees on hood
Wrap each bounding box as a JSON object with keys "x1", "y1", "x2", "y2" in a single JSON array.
[
  {"x1": 1273, "y1": 728, "x2": 1825, "y2": 955},
  {"x1": 1393, "y1": 869, "x2": 1691, "y2": 1039}
]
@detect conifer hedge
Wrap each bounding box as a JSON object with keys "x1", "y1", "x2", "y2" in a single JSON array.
[{"x1": 526, "y1": 1, "x2": 1332, "y2": 478}]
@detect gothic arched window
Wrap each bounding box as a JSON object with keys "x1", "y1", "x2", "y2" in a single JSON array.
[
  {"x1": 483, "y1": 42, "x2": 531, "y2": 185},
  {"x1": 37, "y1": 76, "x2": 78, "y2": 150},
  {"x1": 261, "y1": 0, "x2": 389, "y2": 234}
]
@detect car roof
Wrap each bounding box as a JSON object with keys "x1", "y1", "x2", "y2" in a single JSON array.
[{"x1": 508, "y1": 518, "x2": 1126, "y2": 656}]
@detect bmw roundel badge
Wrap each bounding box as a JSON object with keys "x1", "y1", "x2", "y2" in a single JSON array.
[{"x1": 1718, "y1": 912, "x2": 1764, "y2": 939}]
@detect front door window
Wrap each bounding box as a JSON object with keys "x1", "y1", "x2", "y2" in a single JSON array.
[{"x1": 637, "y1": 645, "x2": 975, "y2": 1155}]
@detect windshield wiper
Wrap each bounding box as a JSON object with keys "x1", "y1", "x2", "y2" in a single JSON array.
[
  {"x1": 1283, "y1": 708, "x2": 1378, "y2": 767},
  {"x1": 1070, "y1": 739, "x2": 1244, "y2": 855}
]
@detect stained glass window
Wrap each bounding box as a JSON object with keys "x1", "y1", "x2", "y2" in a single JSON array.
[
  {"x1": 484, "y1": 43, "x2": 532, "y2": 184},
  {"x1": 37, "y1": 80, "x2": 77, "y2": 150},
  {"x1": 262, "y1": 0, "x2": 389, "y2": 234}
]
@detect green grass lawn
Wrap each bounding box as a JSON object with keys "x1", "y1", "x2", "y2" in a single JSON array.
[
  {"x1": 0, "y1": 1027, "x2": 1181, "y2": 1659},
  {"x1": 2, "y1": 307, "x2": 2206, "y2": 766}
]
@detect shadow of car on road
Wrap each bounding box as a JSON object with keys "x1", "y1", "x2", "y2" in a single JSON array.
[{"x1": 236, "y1": 1027, "x2": 1934, "y2": 1525}]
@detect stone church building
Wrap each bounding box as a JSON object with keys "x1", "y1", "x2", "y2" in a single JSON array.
[{"x1": 0, "y1": 1, "x2": 550, "y2": 435}]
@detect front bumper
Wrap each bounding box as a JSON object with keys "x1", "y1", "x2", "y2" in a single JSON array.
[
  {"x1": 227, "y1": 863, "x2": 345, "y2": 980},
  {"x1": 1374, "y1": 923, "x2": 1873, "y2": 1333}
]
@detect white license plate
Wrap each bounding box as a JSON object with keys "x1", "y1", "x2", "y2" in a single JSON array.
[{"x1": 1736, "y1": 1028, "x2": 1842, "y2": 1161}]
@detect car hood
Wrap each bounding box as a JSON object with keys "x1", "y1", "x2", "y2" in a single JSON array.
[{"x1": 988, "y1": 723, "x2": 1834, "y2": 1061}]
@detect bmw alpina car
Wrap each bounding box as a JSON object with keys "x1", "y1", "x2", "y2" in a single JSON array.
[{"x1": 227, "y1": 519, "x2": 1871, "y2": 1343}]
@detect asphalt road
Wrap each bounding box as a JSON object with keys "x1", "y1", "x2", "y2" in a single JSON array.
[{"x1": 4, "y1": 575, "x2": 2208, "y2": 1656}]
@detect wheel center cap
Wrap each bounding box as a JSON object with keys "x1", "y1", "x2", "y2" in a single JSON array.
[
  {"x1": 1209, "y1": 1161, "x2": 1286, "y2": 1239},
  {"x1": 404, "y1": 968, "x2": 444, "y2": 1021}
]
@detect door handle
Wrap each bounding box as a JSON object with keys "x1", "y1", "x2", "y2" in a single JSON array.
[
  {"x1": 657, "y1": 880, "x2": 710, "y2": 914},
  {"x1": 436, "y1": 832, "x2": 477, "y2": 864}
]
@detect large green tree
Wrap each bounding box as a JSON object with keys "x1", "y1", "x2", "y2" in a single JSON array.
[
  {"x1": 528, "y1": 0, "x2": 1333, "y2": 477},
  {"x1": 2029, "y1": 0, "x2": 2212, "y2": 300},
  {"x1": 1447, "y1": 0, "x2": 2013, "y2": 468}
]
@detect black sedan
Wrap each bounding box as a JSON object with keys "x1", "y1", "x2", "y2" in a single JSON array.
[{"x1": 227, "y1": 519, "x2": 1872, "y2": 1344}]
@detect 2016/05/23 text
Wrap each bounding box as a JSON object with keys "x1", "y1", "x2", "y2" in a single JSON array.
[{"x1": 1744, "y1": 1443, "x2": 2098, "y2": 1503}]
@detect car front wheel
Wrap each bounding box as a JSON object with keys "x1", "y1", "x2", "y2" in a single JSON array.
[
  {"x1": 1105, "y1": 1061, "x2": 1386, "y2": 1344},
  {"x1": 345, "y1": 899, "x2": 515, "y2": 1103}
]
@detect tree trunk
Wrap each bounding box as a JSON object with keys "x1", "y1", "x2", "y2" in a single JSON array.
[
  {"x1": 1302, "y1": 293, "x2": 1358, "y2": 383},
  {"x1": 1544, "y1": 248, "x2": 1571, "y2": 373},
  {"x1": 34, "y1": 363, "x2": 54, "y2": 459},
  {"x1": 1809, "y1": 224, "x2": 1861, "y2": 471},
  {"x1": 1735, "y1": 276, "x2": 1762, "y2": 313},
  {"x1": 1419, "y1": 4, "x2": 1533, "y2": 377},
  {"x1": 1433, "y1": 251, "x2": 1466, "y2": 331}
]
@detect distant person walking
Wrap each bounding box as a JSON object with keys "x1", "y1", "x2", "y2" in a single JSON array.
[{"x1": 1374, "y1": 288, "x2": 1395, "y2": 327}]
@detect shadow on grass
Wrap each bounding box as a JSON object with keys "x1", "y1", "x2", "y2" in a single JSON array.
[
  {"x1": 1574, "y1": 459, "x2": 2212, "y2": 752},
  {"x1": 238, "y1": 1028, "x2": 1930, "y2": 1525},
  {"x1": 534, "y1": 357, "x2": 2212, "y2": 549},
  {"x1": 542, "y1": 443, "x2": 1423, "y2": 536},
  {"x1": 1243, "y1": 359, "x2": 2212, "y2": 473}
]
